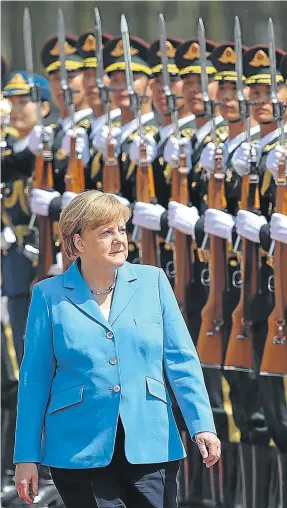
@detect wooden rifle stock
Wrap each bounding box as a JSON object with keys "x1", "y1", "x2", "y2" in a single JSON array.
[
  {"x1": 62, "y1": 135, "x2": 85, "y2": 271},
  {"x1": 173, "y1": 149, "x2": 191, "y2": 319},
  {"x1": 224, "y1": 169, "x2": 259, "y2": 372},
  {"x1": 103, "y1": 133, "x2": 121, "y2": 193},
  {"x1": 33, "y1": 148, "x2": 54, "y2": 281},
  {"x1": 196, "y1": 146, "x2": 226, "y2": 368},
  {"x1": 260, "y1": 152, "x2": 287, "y2": 376},
  {"x1": 136, "y1": 142, "x2": 158, "y2": 266}
]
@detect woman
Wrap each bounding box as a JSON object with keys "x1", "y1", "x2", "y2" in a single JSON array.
[{"x1": 14, "y1": 191, "x2": 220, "y2": 508}]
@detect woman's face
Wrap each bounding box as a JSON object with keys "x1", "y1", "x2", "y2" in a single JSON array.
[{"x1": 76, "y1": 218, "x2": 128, "y2": 269}]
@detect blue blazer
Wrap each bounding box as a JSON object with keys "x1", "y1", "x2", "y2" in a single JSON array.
[{"x1": 14, "y1": 261, "x2": 216, "y2": 468}]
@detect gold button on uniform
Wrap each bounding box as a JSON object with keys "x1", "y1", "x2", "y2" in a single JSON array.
[
  {"x1": 109, "y1": 358, "x2": 117, "y2": 365},
  {"x1": 113, "y1": 385, "x2": 120, "y2": 393}
]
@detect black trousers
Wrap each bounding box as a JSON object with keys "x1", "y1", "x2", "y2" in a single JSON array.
[{"x1": 50, "y1": 419, "x2": 180, "y2": 508}]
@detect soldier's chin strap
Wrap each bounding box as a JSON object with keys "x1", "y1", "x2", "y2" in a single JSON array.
[
  {"x1": 260, "y1": 120, "x2": 278, "y2": 125},
  {"x1": 228, "y1": 117, "x2": 243, "y2": 124}
]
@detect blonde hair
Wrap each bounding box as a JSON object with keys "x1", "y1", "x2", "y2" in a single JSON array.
[{"x1": 59, "y1": 191, "x2": 131, "y2": 260}]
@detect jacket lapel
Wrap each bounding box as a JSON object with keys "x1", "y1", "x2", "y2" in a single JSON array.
[
  {"x1": 63, "y1": 261, "x2": 112, "y2": 331},
  {"x1": 109, "y1": 262, "x2": 138, "y2": 326}
]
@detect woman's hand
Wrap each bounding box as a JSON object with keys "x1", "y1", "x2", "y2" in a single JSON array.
[
  {"x1": 15, "y1": 462, "x2": 39, "y2": 504},
  {"x1": 195, "y1": 432, "x2": 221, "y2": 468}
]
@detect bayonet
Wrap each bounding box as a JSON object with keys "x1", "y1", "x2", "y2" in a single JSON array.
[
  {"x1": 58, "y1": 8, "x2": 75, "y2": 129},
  {"x1": 95, "y1": 8, "x2": 104, "y2": 90},
  {"x1": 121, "y1": 14, "x2": 143, "y2": 139},
  {"x1": 23, "y1": 8, "x2": 41, "y2": 122},
  {"x1": 159, "y1": 13, "x2": 179, "y2": 137},
  {"x1": 268, "y1": 18, "x2": 285, "y2": 146},
  {"x1": 234, "y1": 15, "x2": 251, "y2": 143},
  {"x1": 198, "y1": 17, "x2": 216, "y2": 144},
  {"x1": 268, "y1": 17, "x2": 286, "y2": 257},
  {"x1": 94, "y1": 7, "x2": 111, "y2": 128}
]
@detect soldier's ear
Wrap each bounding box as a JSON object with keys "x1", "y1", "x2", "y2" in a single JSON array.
[{"x1": 40, "y1": 101, "x2": 50, "y2": 119}]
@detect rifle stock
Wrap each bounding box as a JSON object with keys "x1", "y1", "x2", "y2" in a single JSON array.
[
  {"x1": 103, "y1": 135, "x2": 121, "y2": 194},
  {"x1": 136, "y1": 142, "x2": 158, "y2": 266},
  {"x1": 62, "y1": 135, "x2": 85, "y2": 271},
  {"x1": 196, "y1": 147, "x2": 226, "y2": 368},
  {"x1": 33, "y1": 151, "x2": 54, "y2": 281},
  {"x1": 260, "y1": 153, "x2": 287, "y2": 376},
  {"x1": 224, "y1": 170, "x2": 258, "y2": 372},
  {"x1": 173, "y1": 149, "x2": 191, "y2": 319}
]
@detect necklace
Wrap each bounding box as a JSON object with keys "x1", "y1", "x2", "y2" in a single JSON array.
[{"x1": 90, "y1": 272, "x2": 117, "y2": 296}]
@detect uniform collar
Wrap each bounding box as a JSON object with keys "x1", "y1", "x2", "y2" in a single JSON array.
[
  {"x1": 59, "y1": 108, "x2": 93, "y2": 132},
  {"x1": 90, "y1": 108, "x2": 121, "y2": 138},
  {"x1": 120, "y1": 111, "x2": 154, "y2": 144},
  {"x1": 158, "y1": 113, "x2": 195, "y2": 148},
  {"x1": 13, "y1": 134, "x2": 30, "y2": 153},
  {"x1": 226, "y1": 124, "x2": 261, "y2": 155},
  {"x1": 195, "y1": 116, "x2": 224, "y2": 147}
]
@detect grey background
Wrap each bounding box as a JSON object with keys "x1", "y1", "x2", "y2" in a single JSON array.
[{"x1": 2, "y1": 1, "x2": 287, "y2": 74}]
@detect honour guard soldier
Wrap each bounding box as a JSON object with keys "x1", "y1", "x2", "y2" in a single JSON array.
[
  {"x1": 72, "y1": 31, "x2": 121, "y2": 200},
  {"x1": 200, "y1": 42, "x2": 271, "y2": 508},
  {"x1": 1, "y1": 71, "x2": 51, "y2": 365},
  {"x1": 230, "y1": 44, "x2": 287, "y2": 507},
  {"x1": 162, "y1": 39, "x2": 230, "y2": 507},
  {"x1": 92, "y1": 35, "x2": 159, "y2": 261},
  {"x1": 165, "y1": 38, "x2": 220, "y2": 338},
  {"x1": 97, "y1": 35, "x2": 159, "y2": 202},
  {"x1": 1, "y1": 71, "x2": 61, "y2": 508},
  {"x1": 131, "y1": 37, "x2": 195, "y2": 278},
  {"x1": 29, "y1": 35, "x2": 93, "y2": 245}
]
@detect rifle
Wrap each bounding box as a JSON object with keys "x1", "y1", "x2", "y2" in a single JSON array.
[
  {"x1": 224, "y1": 16, "x2": 260, "y2": 372},
  {"x1": 121, "y1": 14, "x2": 158, "y2": 266},
  {"x1": 58, "y1": 9, "x2": 85, "y2": 270},
  {"x1": 24, "y1": 7, "x2": 54, "y2": 281},
  {"x1": 196, "y1": 18, "x2": 226, "y2": 368},
  {"x1": 159, "y1": 13, "x2": 191, "y2": 317},
  {"x1": 95, "y1": 8, "x2": 120, "y2": 194},
  {"x1": 260, "y1": 18, "x2": 287, "y2": 376}
]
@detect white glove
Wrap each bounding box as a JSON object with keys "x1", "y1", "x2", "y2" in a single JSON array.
[
  {"x1": 132, "y1": 202, "x2": 165, "y2": 231},
  {"x1": 129, "y1": 135, "x2": 158, "y2": 164},
  {"x1": 30, "y1": 188, "x2": 60, "y2": 217},
  {"x1": 62, "y1": 128, "x2": 87, "y2": 156},
  {"x1": 112, "y1": 194, "x2": 130, "y2": 207},
  {"x1": 200, "y1": 142, "x2": 216, "y2": 178},
  {"x1": 270, "y1": 213, "x2": 287, "y2": 245},
  {"x1": 1, "y1": 296, "x2": 9, "y2": 325},
  {"x1": 266, "y1": 146, "x2": 287, "y2": 182},
  {"x1": 47, "y1": 252, "x2": 63, "y2": 276},
  {"x1": 28, "y1": 125, "x2": 54, "y2": 155},
  {"x1": 167, "y1": 201, "x2": 199, "y2": 238},
  {"x1": 92, "y1": 125, "x2": 121, "y2": 157},
  {"x1": 236, "y1": 209, "x2": 267, "y2": 243},
  {"x1": 163, "y1": 137, "x2": 192, "y2": 167},
  {"x1": 62, "y1": 191, "x2": 78, "y2": 210},
  {"x1": 1, "y1": 226, "x2": 16, "y2": 249},
  {"x1": 204, "y1": 208, "x2": 235, "y2": 242},
  {"x1": 231, "y1": 142, "x2": 251, "y2": 177}
]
